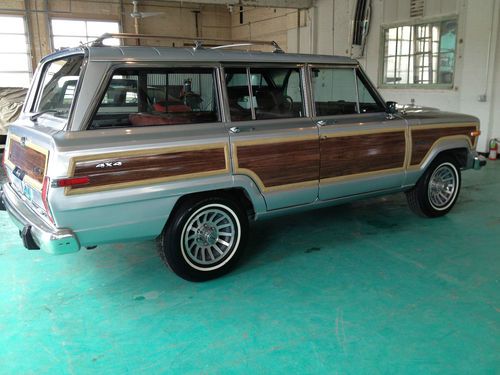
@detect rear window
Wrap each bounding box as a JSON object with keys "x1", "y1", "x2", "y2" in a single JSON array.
[{"x1": 34, "y1": 54, "x2": 84, "y2": 118}]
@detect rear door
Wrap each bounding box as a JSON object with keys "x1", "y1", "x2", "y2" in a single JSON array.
[
  {"x1": 310, "y1": 65, "x2": 408, "y2": 200},
  {"x1": 223, "y1": 65, "x2": 319, "y2": 210}
]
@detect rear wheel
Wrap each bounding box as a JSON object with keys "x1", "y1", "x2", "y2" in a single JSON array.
[
  {"x1": 158, "y1": 196, "x2": 248, "y2": 281},
  {"x1": 406, "y1": 155, "x2": 461, "y2": 218}
]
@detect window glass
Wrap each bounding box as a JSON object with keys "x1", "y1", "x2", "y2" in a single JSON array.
[
  {"x1": 225, "y1": 67, "x2": 305, "y2": 121},
  {"x1": 0, "y1": 15, "x2": 31, "y2": 87},
  {"x1": 251, "y1": 68, "x2": 304, "y2": 120},
  {"x1": 225, "y1": 68, "x2": 253, "y2": 121},
  {"x1": 284, "y1": 69, "x2": 302, "y2": 103},
  {"x1": 312, "y1": 68, "x2": 358, "y2": 116},
  {"x1": 226, "y1": 72, "x2": 268, "y2": 87},
  {"x1": 35, "y1": 55, "x2": 84, "y2": 118},
  {"x1": 51, "y1": 19, "x2": 120, "y2": 49},
  {"x1": 90, "y1": 68, "x2": 219, "y2": 129},
  {"x1": 382, "y1": 19, "x2": 457, "y2": 86},
  {"x1": 356, "y1": 71, "x2": 385, "y2": 113}
]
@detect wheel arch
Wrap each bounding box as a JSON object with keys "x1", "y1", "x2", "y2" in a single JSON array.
[
  {"x1": 160, "y1": 180, "x2": 265, "y2": 236},
  {"x1": 420, "y1": 137, "x2": 472, "y2": 170},
  {"x1": 405, "y1": 138, "x2": 472, "y2": 186}
]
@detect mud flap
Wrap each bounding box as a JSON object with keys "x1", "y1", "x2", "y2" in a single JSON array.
[{"x1": 20, "y1": 225, "x2": 40, "y2": 250}]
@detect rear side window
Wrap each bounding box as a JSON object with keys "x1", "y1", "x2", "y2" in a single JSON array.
[
  {"x1": 89, "y1": 67, "x2": 220, "y2": 129},
  {"x1": 35, "y1": 54, "x2": 84, "y2": 118},
  {"x1": 225, "y1": 66, "x2": 305, "y2": 121}
]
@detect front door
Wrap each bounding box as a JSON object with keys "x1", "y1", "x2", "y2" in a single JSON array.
[
  {"x1": 224, "y1": 66, "x2": 319, "y2": 210},
  {"x1": 310, "y1": 66, "x2": 408, "y2": 200}
]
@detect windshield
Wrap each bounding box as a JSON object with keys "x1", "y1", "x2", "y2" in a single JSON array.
[{"x1": 34, "y1": 54, "x2": 84, "y2": 118}]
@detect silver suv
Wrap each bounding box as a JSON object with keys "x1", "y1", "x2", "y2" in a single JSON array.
[{"x1": 1, "y1": 35, "x2": 486, "y2": 281}]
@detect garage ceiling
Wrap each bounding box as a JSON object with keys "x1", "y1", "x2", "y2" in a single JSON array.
[{"x1": 177, "y1": 0, "x2": 313, "y2": 9}]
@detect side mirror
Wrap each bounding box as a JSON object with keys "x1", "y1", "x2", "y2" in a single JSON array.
[{"x1": 386, "y1": 101, "x2": 398, "y2": 114}]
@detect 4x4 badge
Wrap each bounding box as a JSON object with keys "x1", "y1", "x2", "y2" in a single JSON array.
[{"x1": 95, "y1": 161, "x2": 123, "y2": 168}]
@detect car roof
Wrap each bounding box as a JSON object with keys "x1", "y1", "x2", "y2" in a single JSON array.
[{"x1": 49, "y1": 46, "x2": 357, "y2": 66}]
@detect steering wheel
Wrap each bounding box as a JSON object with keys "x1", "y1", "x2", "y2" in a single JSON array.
[{"x1": 280, "y1": 95, "x2": 294, "y2": 112}]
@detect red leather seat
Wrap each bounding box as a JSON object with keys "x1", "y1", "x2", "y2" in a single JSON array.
[
  {"x1": 129, "y1": 113, "x2": 191, "y2": 126},
  {"x1": 152, "y1": 102, "x2": 191, "y2": 113}
]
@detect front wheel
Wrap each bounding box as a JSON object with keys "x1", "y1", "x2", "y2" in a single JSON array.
[
  {"x1": 406, "y1": 156, "x2": 461, "y2": 218},
  {"x1": 158, "y1": 196, "x2": 248, "y2": 281}
]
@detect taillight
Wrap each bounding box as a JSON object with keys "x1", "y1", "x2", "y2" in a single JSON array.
[
  {"x1": 54, "y1": 176, "x2": 90, "y2": 187},
  {"x1": 42, "y1": 176, "x2": 54, "y2": 224}
]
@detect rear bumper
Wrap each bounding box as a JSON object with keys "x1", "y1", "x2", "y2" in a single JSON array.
[{"x1": 1, "y1": 183, "x2": 80, "y2": 255}]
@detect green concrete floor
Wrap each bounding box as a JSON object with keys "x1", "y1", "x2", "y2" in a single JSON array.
[{"x1": 0, "y1": 163, "x2": 499, "y2": 374}]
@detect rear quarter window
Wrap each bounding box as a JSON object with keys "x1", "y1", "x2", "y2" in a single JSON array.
[{"x1": 89, "y1": 67, "x2": 220, "y2": 129}]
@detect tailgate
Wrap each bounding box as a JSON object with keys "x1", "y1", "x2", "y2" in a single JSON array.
[
  {"x1": 5, "y1": 134, "x2": 48, "y2": 191},
  {"x1": 3, "y1": 128, "x2": 53, "y2": 220}
]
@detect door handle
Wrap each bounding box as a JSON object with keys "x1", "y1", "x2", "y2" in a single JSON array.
[
  {"x1": 229, "y1": 126, "x2": 240, "y2": 133},
  {"x1": 320, "y1": 135, "x2": 328, "y2": 140},
  {"x1": 316, "y1": 120, "x2": 336, "y2": 127}
]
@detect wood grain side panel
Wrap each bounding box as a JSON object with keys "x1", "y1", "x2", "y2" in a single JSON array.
[
  {"x1": 320, "y1": 131, "x2": 406, "y2": 179},
  {"x1": 8, "y1": 139, "x2": 46, "y2": 184},
  {"x1": 71, "y1": 148, "x2": 227, "y2": 191},
  {"x1": 236, "y1": 140, "x2": 319, "y2": 188},
  {"x1": 410, "y1": 126, "x2": 476, "y2": 165}
]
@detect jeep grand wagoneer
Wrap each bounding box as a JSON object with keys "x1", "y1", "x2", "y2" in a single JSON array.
[{"x1": 1, "y1": 34, "x2": 486, "y2": 281}]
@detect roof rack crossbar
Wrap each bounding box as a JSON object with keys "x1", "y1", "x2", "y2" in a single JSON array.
[{"x1": 92, "y1": 33, "x2": 284, "y2": 53}]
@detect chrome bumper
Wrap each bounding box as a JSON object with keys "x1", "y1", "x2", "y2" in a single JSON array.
[
  {"x1": 1, "y1": 183, "x2": 80, "y2": 255},
  {"x1": 473, "y1": 154, "x2": 487, "y2": 170}
]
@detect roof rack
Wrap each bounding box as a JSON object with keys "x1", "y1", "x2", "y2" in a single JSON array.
[{"x1": 91, "y1": 33, "x2": 284, "y2": 53}]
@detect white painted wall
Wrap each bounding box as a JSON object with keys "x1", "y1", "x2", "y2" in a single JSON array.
[{"x1": 288, "y1": 0, "x2": 500, "y2": 152}]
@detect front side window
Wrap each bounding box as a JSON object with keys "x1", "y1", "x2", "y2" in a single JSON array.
[
  {"x1": 0, "y1": 15, "x2": 31, "y2": 87},
  {"x1": 312, "y1": 67, "x2": 358, "y2": 116},
  {"x1": 90, "y1": 68, "x2": 219, "y2": 129},
  {"x1": 225, "y1": 67, "x2": 305, "y2": 121},
  {"x1": 311, "y1": 67, "x2": 385, "y2": 116},
  {"x1": 382, "y1": 19, "x2": 457, "y2": 87},
  {"x1": 35, "y1": 54, "x2": 84, "y2": 118}
]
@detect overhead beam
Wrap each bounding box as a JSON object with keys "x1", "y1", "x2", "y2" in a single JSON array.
[{"x1": 174, "y1": 0, "x2": 313, "y2": 9}]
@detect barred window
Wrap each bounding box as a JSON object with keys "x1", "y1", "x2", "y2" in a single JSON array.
[{"x1": 382, "y1": 19, "x2": 457, "y2": 87}]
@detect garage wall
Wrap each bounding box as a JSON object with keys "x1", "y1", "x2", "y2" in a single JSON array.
[
  {"x1": 288, "y1": 0, "x2": 500, "y2": 152},
  {"x1": 0, "y1": 0, "x2": 231, "y2": 65},
  {"x1": 1, "y1": 0, "x2": 498, "y2": 151},
  {"x1": 229, "y1": 6, "x2": 303, "y2": 52}
]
